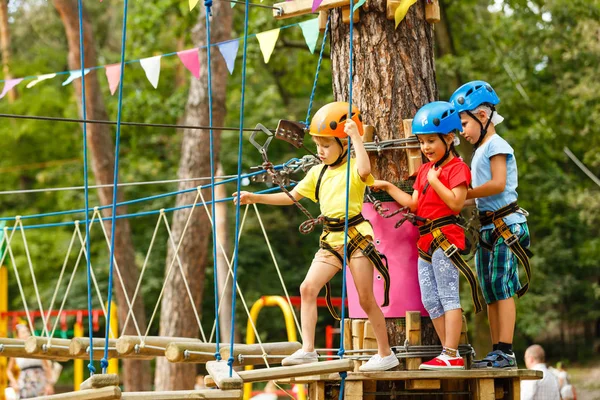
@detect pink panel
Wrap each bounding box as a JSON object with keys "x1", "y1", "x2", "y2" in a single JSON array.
[{"x1": 346, "y1": 202, "x2": 428, "y2": 318}]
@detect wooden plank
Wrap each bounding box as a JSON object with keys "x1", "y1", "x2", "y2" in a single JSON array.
[
  {"x1": 206, "y1": 361, "x2": 243, "y2": 390},
  {"x1": 471, "y1": 378, "x2": 495, "y2": 400},
  {"x1": 30, "y1": 386, "x2": 121, "y2": 400},
  {"x1": 344, "y1": 380, "x2": 363, "y2": 400},
  {"x1": 405, "y1": 311, "x2": 421, "y2": 370},
  {"x1": 238, "y1": 359, "x2": 353, "y2": 383},
  {"x1": 406, "y1": 379, "x2": 441, "y2": 390},
  {"x1": 343, "y1": 319, "x2": 353, "y2": 354},
  {"x1": 401, "y1": 119, "x2": 422, "y2": 177},
  {"x1": 80, "y1": 374, "x2": 120, "y2": 390},
  {"x1": 425, "y1": 0, "x2": 440, "y2": 23},
  {"x1": 273, "y1": 0, "x2": 350, "y2": 20},
  {"x1": 308, "y1": 382, "x2": 325, "y2": 400},
  {"x1": 352, "y1": 319, "x2": 365, "y2": 372},
  {"x1": 116, "y1": 335, "x2": 201, "y2": 357},
  {"x1": 120, "y1": 390, "x2": 243, "y2": 399}
]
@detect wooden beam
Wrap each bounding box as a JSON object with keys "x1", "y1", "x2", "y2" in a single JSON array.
[
  {"x1": 405, "y1": 311, "x2": 422, "y2": 370},
  {"x1": 273, "y1": 0, "x2": 350, "y2": 20},
  {"x1": 206, "y1": 361, "x2": 244, "y2": 390},
  {"x1": 341, "y1": 5, "x2": 359, "y2": 24},
  {"x1": 401, "y1": 119, "x2": 422, "y2": 177},
  {"x1": 344, "y1": 380, "x2": 363, "y2": 400},
  {"x1": 308, "y1": 382, "x2": 325, "y2": 400},
  {"x1": 351, "y1": 319, "x2": 365, "y2": 372},
  {"x1": 120, "y1": 390, "x2": 243, "y2": 400},
  {"x1": 238, "y1": 359, "x2": 353, "y2": 383},
  {"x1": 471, "y1": 378, "x2": 495, "y2": 400},
  {"x1": 164, "y1": 342, "x2": 220, "y2": 363},
  {"x1": 363, "y1": 380, "x2": 376, "y2": 400},
  {"x1": 24, "y1": 337, "x2": 72, "y2": 360},
  {"x1": 70, "y1": 338, "x2": 140, "y2": 360},
  {"x1": 80, "y1": 374, "x2": 120, "y2": 390},
  {"x1": 318, "y1": 11, "x2": 328, "y2": 32},
  {"x1": 425, "y1": 0, "x2": 440, "y2": 23},
  {"x1": 30, "y1": 386, "x2": 121, "y2": 400},
  {"x1": 406, "y1": 379, "x2": 441, "y2": 390},
  {"x1": 116, "y1": 335, "x2": 201, "y2": 357}
]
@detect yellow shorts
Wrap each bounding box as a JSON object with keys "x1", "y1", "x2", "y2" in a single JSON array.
[{"x1": 311, "y1": 245, "x2": 366, "y2": 270}]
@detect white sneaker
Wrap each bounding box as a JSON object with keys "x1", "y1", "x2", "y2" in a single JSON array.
[
  {"x1": 281, "y1": 349, "x2": 319, "y2": 366},
  {"x1": 359, "y1": 351, "x2": 399, "y2": 372}
]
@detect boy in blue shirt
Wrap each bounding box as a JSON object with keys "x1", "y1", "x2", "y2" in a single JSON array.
[{"x1": 450, "y1": 81, "x2": 532, "y2": 369}]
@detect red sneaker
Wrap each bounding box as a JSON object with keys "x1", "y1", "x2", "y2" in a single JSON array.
[{"x1": 419, "y1": 355, "x2": 465, "y2": 370}]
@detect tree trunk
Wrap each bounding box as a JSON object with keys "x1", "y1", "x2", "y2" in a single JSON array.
[
  {"x1": 0, "y1": 0, "x2": 16, "y2": 102},
  {"x1": 330, "y1": 0, "x2": 439, "y2": 360},
  {"x1": 331, "y1": 0, "x2": 436, "y2": 182},
  {"x1": 154, "y1": 3, "x2": 232, "y2": 390},
  {"x1": 52, "y1": 0, "x2": 150, "y2": 391}
]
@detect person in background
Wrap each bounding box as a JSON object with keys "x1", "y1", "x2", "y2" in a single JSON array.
[{"x1": 521, "y1": 344, "x2": 560, "y2": 400}]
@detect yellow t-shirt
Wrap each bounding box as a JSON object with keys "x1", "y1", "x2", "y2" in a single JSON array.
[{"x1": 295, "y1": 158, "x2": 375, "y2": 247}]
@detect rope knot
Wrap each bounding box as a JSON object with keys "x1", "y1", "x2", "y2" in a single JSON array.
[
  {"x1": 204, "y1": 0, "x2": 213, "y2": 7},
  {"x1": 100, "y1": 358, "x2": 109, "y2": 370},
  {"x1": 299, "y1": 215, "x2": 324, "y2": 234}
]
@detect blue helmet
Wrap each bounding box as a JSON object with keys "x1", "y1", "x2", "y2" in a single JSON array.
[
  {"x1": 450, "y1": 80, "x2": 500, "y2": 113},
  {"x1": 412, "y1": 101, "x2": 462, "y2": 136}
]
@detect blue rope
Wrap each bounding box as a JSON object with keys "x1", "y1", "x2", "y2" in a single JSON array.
[
  {"x1": 102, "y1": 0, "x2": 130, "y2": 373},
  {"x1": 76, "y1": 0, "x2": 95, "y2": 376},
  {"x1": 204, "y1": 0, "x2": 221, "y2": 362},
  {"x1": 338, "y1": 2, "x2": 356, "y2": 397},
  {"x1": 304, "y1": 17, "x2": 330, "y2": 128},
  {"x1": 228, "y1": 0, "x2": 251, "y2": 376}
]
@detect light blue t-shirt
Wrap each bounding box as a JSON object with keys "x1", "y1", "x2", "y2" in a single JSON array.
[{"x1": 472, "y1": 134, "x2": 526, "y2": 230}]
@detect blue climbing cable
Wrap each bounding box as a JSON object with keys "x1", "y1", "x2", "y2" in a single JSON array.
[
  {"x1": 205, "y1": 0, "x2": 222, "y2": 362},
  {"x1": 103, "y1": 0, "x2": 130, "y2": 374},
  {"x1": 228, "y1": 0, "x2": 252, "y2": 377},
  {"x1": 304, "y1": 16, "x2": 331, "y2": 128},
  {"x1": 76, "y1": 0, "x2": 95, "y2": 376},
  {"x1": 339, "y1": 1, "x2": 357, "y2": 397}
]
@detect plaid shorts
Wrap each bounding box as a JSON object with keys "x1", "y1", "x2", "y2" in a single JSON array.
[{"x1": 476, "y1": 222, "x2": 530, "y2": 304}]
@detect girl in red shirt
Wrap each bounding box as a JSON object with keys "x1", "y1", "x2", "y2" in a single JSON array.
[{"x1": 373, "y1": 101, "x2": 471, "y2": 370}]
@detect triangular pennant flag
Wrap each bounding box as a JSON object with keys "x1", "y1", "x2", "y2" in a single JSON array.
[
  {"x1": 299, "y1": 18, "x2": 320, "y2": 54},
  {"x1": 105, "y1": 64, "x2": 122, "y2": 95},
  {"x1": 312, "y1": 0, "x2": 323, "y2": 12},
  {"x1": 256, "y1": 29, "x2": 280, "y2": 64},
  {"x1": 217, "y1": 40, "x2": 239, "y2": 74},
  {"x1": 25, "y1": 73, "x2": 57, "y2": 89},
  {"x1": 140, "y1": 56, "x2": 161, "y2": 88},
  {"x1": 189, "y1": 0, "x2": 200, "y2": 10},
  {"x1": 395, "y1": 0, "x2": 417, "y2": 28},
  {"x1": 0, "y1": 78, "x2": 23, "y2": 99},
  {"x1": 353, "y1": 0, "x2": 367, "y2": 12},
  {"x1": 62, "y1": 69, "x2": 91, "y2": 86},
  {"x1": 177, "y1": 48, "x2": 201, "y2": 79}
]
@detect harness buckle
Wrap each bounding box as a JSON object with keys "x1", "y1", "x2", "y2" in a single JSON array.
[
  {"x1": 504, "y1": 233, "x2": 519, "y2": 247},
  {"x1": 444, "y1": 244, "x2": 458, "y2": 258}
]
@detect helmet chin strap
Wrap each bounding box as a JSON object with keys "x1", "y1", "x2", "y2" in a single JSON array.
[
  {"x1": 327, "y1": 137, "x2": 347, "y2": 167},
  {"x1": 434, "y1": 134, "x2": 451, "y2": 169},
  {"x1": 466, "y1": 108, "x2": 495, "y2": 150}
]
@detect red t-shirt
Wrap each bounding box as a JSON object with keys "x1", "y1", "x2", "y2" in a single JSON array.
[{"x1": 413, "y1": 157, "x2": 471, "y2": 253}]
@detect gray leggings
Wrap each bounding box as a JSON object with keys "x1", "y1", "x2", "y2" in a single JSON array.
[{"x1": 418, "y1": 248, "x2": 461, "y2": 319}]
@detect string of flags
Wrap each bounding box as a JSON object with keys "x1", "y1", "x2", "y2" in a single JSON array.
[{"x1": 0, "y1": 19, "x2": 322, "y2": 100}]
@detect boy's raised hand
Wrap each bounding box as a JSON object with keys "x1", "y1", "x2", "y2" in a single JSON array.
[
  {"x1": 371, "y1": 180, "x2": 390, "y2": 192},
  {"x1": 344, "y1": 119, "x2": 361, "y2": 140},
  {"x1": 232, "y1": 191, "x2": 255, "y2": 205}
]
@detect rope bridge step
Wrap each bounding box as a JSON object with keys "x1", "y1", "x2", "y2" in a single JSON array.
[
  {"x1": 116, "y1": 335, "x2": 201, "y2": 357},
  {"x1": 30, "y1": 386, "x2": 121, "y2": 400},
  {"x1": 71, "y1": 338, "x2": 153, "y2": 360},
  {"x1": 120, "y1": 390, "x2": 242, "y2": 399},
  {"x1": 166, "y1": 341, "x2": 302, "y2": 365},
  {"x1": 23, "y1": 337, "x2": 71, "y2": 361},
  {"x1": 0, "y1": 338, "x2": 30, "y2": 358}
]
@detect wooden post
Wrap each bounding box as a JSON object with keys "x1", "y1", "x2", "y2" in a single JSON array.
[
  {"x1": 308, "y1": 382, "x2": 325, "y2": 400},
  {"x1": 341, "y1": 5, "x2": 359, "y2": 24},
  {"x1": 343, "y1": 319, "x2": 353, "y2": 356},
  {"x1": 471, "y1": 378, "x2": 495, "y2": 400},
  {"x1": 405, "y1": 311, "x2": 421, "y2": 370},
  {"x1": 351, "y1": 319, "x2": 365, "y2": 372},
  {"x1": 318, "y1": 11, "x2": 329, "y2": 32},
  {"x1": 363, "y1": 380, "x2": 376, "y2": 400},
  {"x1": 425, "y1": 0, "x2": 441, "y2": 23},
  {"x1": 362, "y1": 321, "x2": 377, "y2": 369},
  {"x1": 345, "y1": 381, "x2": 363, "y2": 400},
  {"x1": 401, "y1": 119, "x2": 422, "y2": 177}
]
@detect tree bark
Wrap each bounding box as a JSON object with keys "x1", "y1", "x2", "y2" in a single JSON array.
[
  {"x1": 52, "y1": 0, "x2": 150, "y2": 390},
  {"x1": 331, "y1": 0, "x2": 436, "y2": 182},
  {"x1": 154, "y1": 3, "x2": 232, "y2": 390},
  {"x1": 0, "y1": 0, "x2": 16, "y2": 102}
]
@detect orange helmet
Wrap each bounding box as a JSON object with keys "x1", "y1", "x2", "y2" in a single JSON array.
[{"x1": 309, "y1": 102, "x2": 364, "y2": 139}]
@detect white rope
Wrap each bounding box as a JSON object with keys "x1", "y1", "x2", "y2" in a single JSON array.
[
  {"x1": 144, "y1": 188, "x2": 206, "y2": 342},
  {"x1": 2, "y1": 223, "x2": 37, "y2": 334},
  {"x1": 564, "y1": 147, "x2": 600, "y2": 188},
  {"x1": 252, "y1": 204, "x2": 302, "y2": 340},
  {"x1": 121, "y1": 211, "x2": 165, "y2": 335}
]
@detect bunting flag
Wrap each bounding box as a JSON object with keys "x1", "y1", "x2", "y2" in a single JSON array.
[
  {"x1": 0, "y1": 78, "x2": 23, "y2": 99},
  {"x1": 395, "y1": 0, "x2": 417, "y2": 28},
  {"x1": 353, "y1": 0, "x2": 367, "y2": 12},
  {"x1": 312, "y1": 0, "x2": 323, "y2": 12},
  {"x1": 140, "y1": 56, "x2": 161, "y2": 88},
  {"x1": 177, "y1": 48, "x2": 201, "y2": 79},
  {"x1": 256, "y1": 29, "x2": 280, "y2": 64},
  {"x1": 299, "y1": 18, "x2": 320, "y2": 54},
  {"x1": 62, "y1": 69, "x2": 91, "y2": 86},
  {"x1": 189, "y1": 0, "x2": 200, "y2": 10},
  {"x1": 217, "y1": 40, "x2": 239, "y2": 74},
  {"x1": 105, "y1": 64, "x2": 122, "y2": 95},
  {"x1": 25, "y1": 73, "x2": 57, "y2": 89}
]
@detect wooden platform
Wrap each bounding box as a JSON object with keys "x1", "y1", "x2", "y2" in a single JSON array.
[{"x1": 277, "y1": 369, "x2": 542, "y2": 400}]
